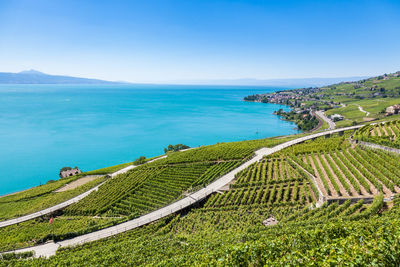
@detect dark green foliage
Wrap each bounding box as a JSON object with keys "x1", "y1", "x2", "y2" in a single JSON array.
[
  {"x1": 132, "y1": 156, "x2": 146, "y2": 165},
  {"x1": 164, "y1": 144, "x2": 190, "y2": 153}
]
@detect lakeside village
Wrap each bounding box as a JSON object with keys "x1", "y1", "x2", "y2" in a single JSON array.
[{"x1": 245, "y1": 71, "x2": 400, "y2": 131}]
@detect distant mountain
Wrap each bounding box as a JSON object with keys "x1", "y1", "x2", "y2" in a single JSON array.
[
  {"x1": 164, "y1": 77, "x2": 371, "y2": 87},
  {"x1": 0, "y1": 70, "x2": 122, "y2": 84}
]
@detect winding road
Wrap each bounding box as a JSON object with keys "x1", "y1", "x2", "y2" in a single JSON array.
[
  {"x1": 4, "y1": 125, "x2": 363, "y2": 258},
  {"x1": 0, "y1": 156, "x2": 167, "y2": 228},
  {"x1": 315, "y1": 110, "x2": 336, "y2": 130}
]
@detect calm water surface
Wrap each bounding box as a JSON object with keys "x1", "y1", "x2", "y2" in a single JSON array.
[{"x1": 0, "y1": 84, "x2": 298, "y2": 195}]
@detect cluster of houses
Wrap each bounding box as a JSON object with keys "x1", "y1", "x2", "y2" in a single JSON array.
[{"x1": 386, "y1": 104, "x2": 400, "y2": 115}]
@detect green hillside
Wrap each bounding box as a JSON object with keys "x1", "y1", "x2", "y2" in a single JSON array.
[
  {"x1": 3, "y1": 77, "x2": 400, "y2": 265},
  {"x1": 3, "y1": 130, "x2": 400, "y2": 266},
  {"x1": 246, "y1": 71, "x2": 400, "y2": 128}
]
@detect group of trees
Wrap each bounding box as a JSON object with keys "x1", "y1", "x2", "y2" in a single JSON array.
[
  {"x1": 275, "y1": 109, "x2": 319, "y2": 131},
  {"x1": 164, "y1": 144, "x2": 190, "y2": 153}
]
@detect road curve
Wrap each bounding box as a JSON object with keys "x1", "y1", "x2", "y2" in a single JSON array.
[
  {"x1": 0, "y1": 156, "x2": 167, "y2": 228},
  {"x1": 315, "y1": 110, "x2": 336, "y2": 130},
  {"x1": 5, "y1": 125, "x2": 363, "y2": 258}
]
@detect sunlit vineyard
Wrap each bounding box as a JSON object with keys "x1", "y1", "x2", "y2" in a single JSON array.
[
  {"x1": 204, "y1": 157, "x2": 318, "y2": 209},
  {"x1": 0, "y1": 175, "x2": 105, "y2": 220},
  {"x1": 153, "y1": 136, "x2": 295, "y2": 164},
  {"x1": 6, "y1": 194, "x2": 396, "y2": 266},
  {"x1": 354, "y1": 120, "x2": 400, "y2": 148},
  {"x1": 66, "y1": 161, "x2": 243, "y2": 217},
  {"x1": 4, "y1": 131, "x2": 400, "y2": 266},
  {"x1": 0, "y1": 137, "x2": 292, "y2": 252},
  {"x1": 293, "y1": 147, "x2": 400, "y2": 199}
]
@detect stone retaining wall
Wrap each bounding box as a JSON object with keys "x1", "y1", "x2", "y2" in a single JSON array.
[{"x1": 356, "y1": 140, "x2": 400, "y2": 154}]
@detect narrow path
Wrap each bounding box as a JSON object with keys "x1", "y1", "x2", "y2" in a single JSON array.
[
  {"x1": 0, "y1": 156, "x2": 167, "y2": 228},
  {"x1": 315, "y1": 110, "x2": 336, "y2": 130},
  {"x1": 4, "y1": 125, "x2": 363, "y2": 258},
  {"x1": 357, "y1": 105, "x2": 370, "y2": 116}
]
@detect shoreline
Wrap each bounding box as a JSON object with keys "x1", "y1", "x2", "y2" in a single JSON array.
[{"x1": 245, "y1": 98, "x2": 320, "y2": 133}]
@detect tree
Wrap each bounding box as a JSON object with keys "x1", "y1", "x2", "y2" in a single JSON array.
[
  {"x1": 164, "y1": 144, "x2": 190, "y2": 153},
  {"x1": 133, "y1": 156, "x2": 146, "y2": 165},
  {"x1": 60, "y1": 167, "x2": 72, "y2": 172}
]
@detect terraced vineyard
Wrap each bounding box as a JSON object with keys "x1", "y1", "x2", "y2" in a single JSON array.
[
  {"x1": 4, "y1": 130, "x2": 400, "y2": 265},
  {"x1": 0, "y1": 175, "x2": 106, "y2": 220},
  {"x1": 6, "y1": 194, "x2": 392, "y2": 266},
  {"x1": 65, "y1": 136, "x2": 294, "y2": 217},
  {"x1": 152, "y1": 137, "x2": 295, "y2": 165},
  {"x1": 66, "y1": 160, "x2": 242, "y2": 217},
  {"x1": 205, "y1": 157, "x2": 318, "y2": 209},
  {"x1": 290, "y1": 147, "x2": 400, "y2": 199},
  {"x1": 354, "y1": 120, "x2": 400, "y2": 148},
  {"x1": 0, "y1": 137, "x2": 295, "y2": 252}
]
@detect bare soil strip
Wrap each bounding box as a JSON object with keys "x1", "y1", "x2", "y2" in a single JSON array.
[
  {"x1": 55, "y1": 175, "x2": 103, "y2": 192},
  {"x1": 307, "y1": 155, "x2": 330, "y2": 196},
  {"x1": 321, "y1": 154, "x2": 349, "y2": 196},
  {"x1": 327, "y1": 153, "x2": 360, "y2": 196},
  {"x1": 376, "y1": 127, "x2": 382, "y2": 137},
  {"x1": 338, "y1": 151, "x2": 377, "y2": 195},
  {"x1": 306, "y1": 183, "x2": 317, "y2": 202},
  {"x1": 382, "y1": 125, "x2": 389, "y2": 136},
  {"x1": 313, "y1": 156, "x2": 339, "y2": 197},
  {"x1": 344, "y1": 149, "x2": 392, "y2": 197},
  {"x1": 388, "y1": 125, "x2": 396, "y2": 138},
  {"x1": 370, "y1": 129, "x2": 376, "y2": 136}
]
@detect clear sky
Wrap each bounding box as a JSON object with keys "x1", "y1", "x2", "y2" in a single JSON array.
[{"x1": 0, "y1": 0, "x2": 399, "y2": 83}]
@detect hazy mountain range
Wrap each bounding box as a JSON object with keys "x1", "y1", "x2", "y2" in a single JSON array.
[
  {"x1": 0, "y1": 70, "x2": 120, "y2": 84},
  {"x1": 164, "y1": 77, "x2": 371, "y2": 87},
  {"x1": 0, "y1": 70, "x2": 370, "y2": 87}
]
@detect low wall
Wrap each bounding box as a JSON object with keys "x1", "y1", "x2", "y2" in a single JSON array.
[
  {"x1": 356, "y1": 140, "x2": 400, "y2": 154},
  {"x1": 327, "y1": 196, "x2": 374, "y2": 204}
]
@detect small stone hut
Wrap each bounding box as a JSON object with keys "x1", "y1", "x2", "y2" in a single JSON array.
[{"x1": 60, "y1": 167, "x2": 82, "y2": 178}]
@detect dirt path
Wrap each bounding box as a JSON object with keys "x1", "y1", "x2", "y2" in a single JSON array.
[
  {"x1": 343, "y1": 150, "x2": 391, "y2": 196},
  {"x1": 55, "y1": 175, "x2": 102, "y2": 192},
  {"x1": 370, "y1": 129, "x2": 376, "y2": 137},
  {"x1": 307, "y1": 155, "x2": 330, "y2": 196},
  {"x1": 327, "y1": 153, "x2": 360, "y2": 197},
  {"x1": 393, "y1": 124, "x2": 400, "y2": 137},
  {"x1": 387, "y1": 125, "x2": 396, "y2": 138},
  {"x1": 357, "y1": 105, "x2": 370, "y2": 116},
  {"x1": 338, "y1": 150, "x2": 377, "y2": 195},
  {"x1": 376, "y1": 126, "x2": 382, "y2": 137},
  {"x1": 313, "y1": 155, "x2": 339, "y2": 197},
  {"x1": 320, "y1": 154, "x2": 348, "y2": 196},
  {"x1": 381, "y1": 125, "x2": 389, "y2": 136}
]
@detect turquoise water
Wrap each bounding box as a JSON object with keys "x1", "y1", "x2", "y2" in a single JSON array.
[{"x1": 0, "y1": 84, "x2": 298, "y2": 195}]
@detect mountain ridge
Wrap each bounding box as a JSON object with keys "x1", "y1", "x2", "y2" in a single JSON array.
[{"x1": 0, "y1": 70, "x2": 123, "y2": 84}]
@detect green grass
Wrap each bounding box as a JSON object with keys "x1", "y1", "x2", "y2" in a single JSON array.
[
  {"x1": 0, "y1": 176, "x2": 106, "y2": 220},
  {"x1": 0, "y1": 216, "x2": 120, "y2": 252},
  {"x1": 83, "y1": 162, "x2": 133, "y2": 175},
  {"x1": 325, "y1": 104, "x2": 365, "y2": 121}
]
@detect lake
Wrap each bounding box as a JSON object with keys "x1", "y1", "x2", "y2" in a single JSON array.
[{"x1": 0, "y1": 84, "x2": 298, "y2": 195}]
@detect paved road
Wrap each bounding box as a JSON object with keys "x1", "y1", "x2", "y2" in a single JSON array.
[
  {"x1": 0, "y1": 156, "x2": 167, "y2": 228},
  {"x1": 315, "y1": 110, "x2": 336, "y2": 130},
  {"x1": 6, "y1": 125, "x2": 363, "y2": 258}
]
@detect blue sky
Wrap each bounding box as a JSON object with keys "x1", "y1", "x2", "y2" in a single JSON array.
[{"x1": 0, "y1": 0, "x2": 399, "y2": 83}]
